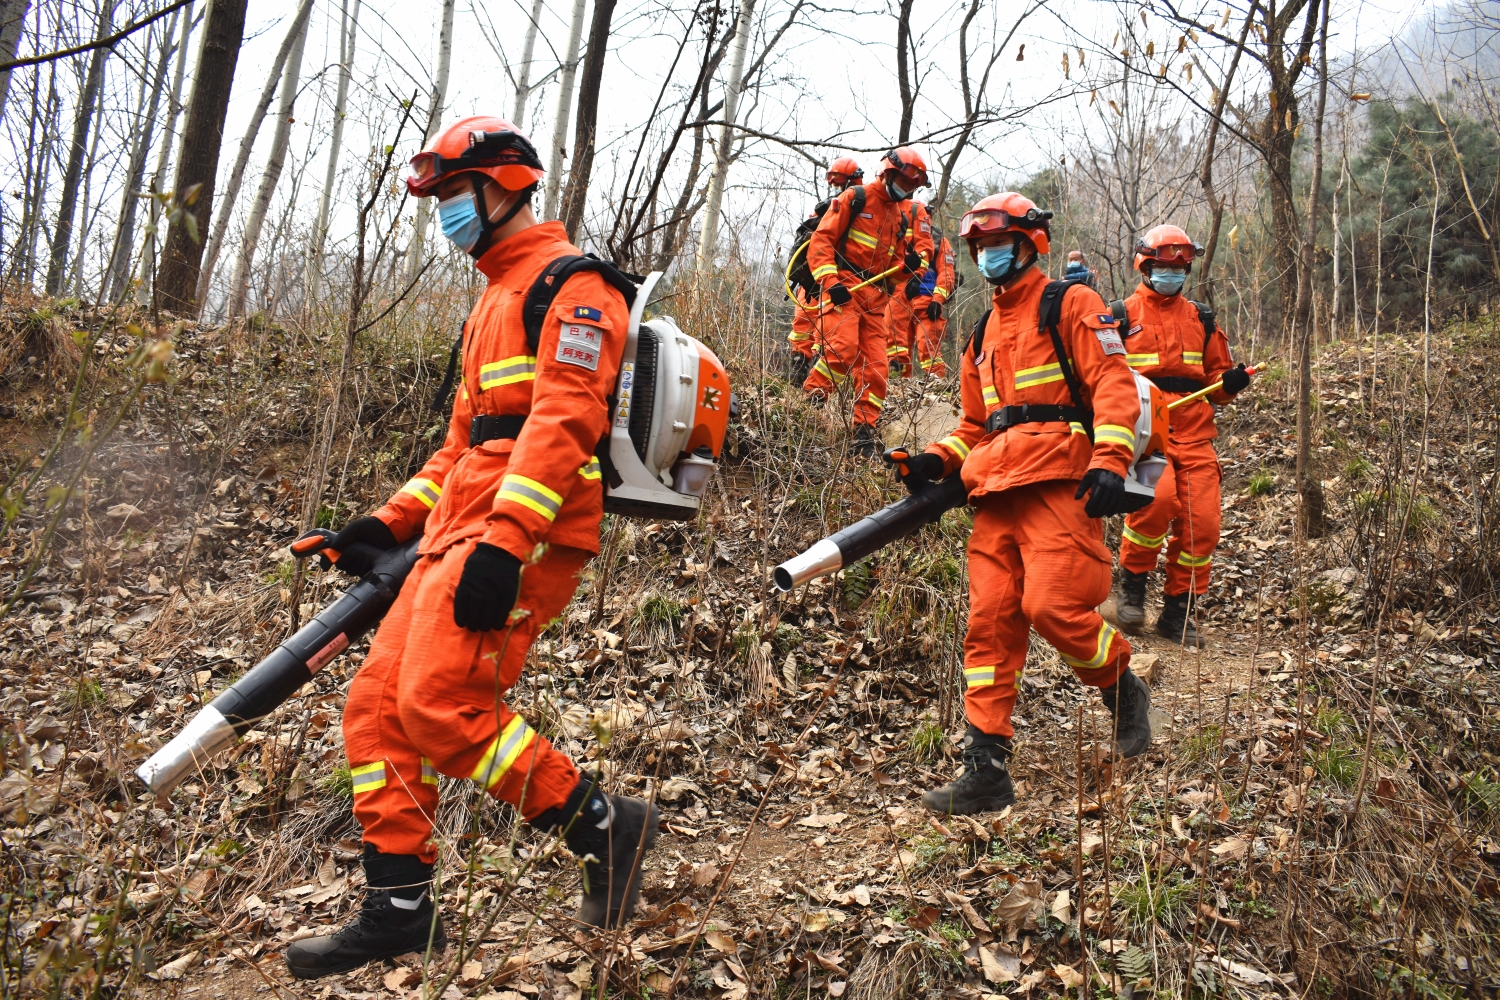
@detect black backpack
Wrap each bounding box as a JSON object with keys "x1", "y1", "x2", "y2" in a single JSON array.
[
  {"x1": 1109, "y1": 296, "x2": 1216, "y2": 349},
  {"x1": 786, "y1": 186, "x2": 866, "y2": 299}
]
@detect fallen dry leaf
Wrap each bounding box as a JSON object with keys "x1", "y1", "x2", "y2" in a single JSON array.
[
  {"x1": 566, "y1": 960, "x2": 595, "y2": 988},
  {"x1": 1050, "y1": 889, "x2": 1071, "y2": 923},
  {"x1": 1210, "y1": 837, "x2": 1249, "y2": 861},
  {"x1": 692, "y1": 862, "x2": 721, "y2": 887},
  {"x1": 828, "y1": 981, "x2": 848, "y2": 997},
  {"x1": 384, "y1": 967, "x2": 420, "y2": 990},
  {"x1": 705, "y1": 929, "x2": 737, "y2": 954},
  {"x1": 980, "y1": 945, "x2": 1020, "y2": 983},
  {"x1": 149, "y1": 951, "x2": 197, "y2": 981},
  {"x1": 796, "y1": 811, "x2": 848, "y2": 829},
  {"x1": 1053, "y1": 963, "x2": 1085, "y2": 988},
  {"x1": 991, "y1": 879, "x2": 1044, "y2": 933}
]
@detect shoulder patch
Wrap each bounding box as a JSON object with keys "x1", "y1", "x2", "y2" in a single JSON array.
[
  {"x1": 573, "y1": 305, "x2": 602, "y2": 321},
  {"x1": 859, "y1": 212, "x2": 874, "y2": 219},
  {"x1": 1097, "y1": 313, "x2": 1118, "y2": 326},
  {"x1": 919, "y1": 220, "x2": 931, "y2": 233},
  {"x1": 556, "y1": 321, "x2": 603, "y2": 371},
  {"x1": 1128, "y1": 323, "x2": 1143, "y2": 337},
  {"x1": 1095, "y1": 328, "x2": 1126, "y2": 356}
]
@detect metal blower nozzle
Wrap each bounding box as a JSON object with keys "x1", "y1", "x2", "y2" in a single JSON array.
[
  {"x1": 772, "y1": 538, "x2": 843, "y2": 592},
  {"x1": 135, "y1": 706, "x2": 239, "y2": 796}
]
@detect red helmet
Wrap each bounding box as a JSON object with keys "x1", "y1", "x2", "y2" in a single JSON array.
[
  {"x1": 826, "y1": 156, "x2": 863, "y2": 188},
  {"x1": 879, "y1": 147, "x2": 929, "y2": 189},
  {"x1": 406, "y1": 115, "x2": 545, "y2": 197},
  {"x1": 958, "y1": 192, "x2": 1053, "y2": 255},
  {"x1": 1134, "y1": 224, "x2": 1203, "y2": 272}
]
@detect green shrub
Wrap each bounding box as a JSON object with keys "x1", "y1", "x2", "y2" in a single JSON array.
[
  {"x1": 908, "y1": 719, "x2": 945, "y2": 761},
  {"x1": 1246, "y1": 468, "x2": 1276, "y2": 496},
  {"x1": 1116, "y1": 872, "x2": 1194, "y2": 928}
]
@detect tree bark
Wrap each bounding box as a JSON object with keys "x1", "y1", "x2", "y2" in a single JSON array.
[
  {"x1": 44, "y1": 1, "x2": 115, "y2": 296},
  {"x1": 558, "y1": 0, "x2": 617, "y2": 243},
  {"x1": 695, "y1": 0, "x2": 755, "y2": 271},
  {"x1": 309, "y1": 0, "x2": 360, "y2": 299},
  {"x1": 895, "y1": 0, "x2": 915, "y2": 143},
  {"x1": 0, "y1": 0, "x2": 30, "y2": 119},
  {"x1": 1293, "y1": 0, "x2": 1329, "y2": 536},
  {"x1": 106, "y1": 9, "x2": 177, "y2": 300},
  {"x1": 1195, "y1": 4, "x2": 1256, "y2": 306},
  {"x1": 512, "y1": 0, "x2": 546, "y2": 126},
  {"x1": 543, "y1": 0, "x2": 588, "y2": 221},
  {"x1": 406, "y1": 0, "x2": 457, "y2": 285},
  {"x1": 198, "y1": 0, "x2": 314, "y2": 305},
  {"x1": 156, "y1": 0, "x2": 250, "y2": 313},
  {"x1": 225, "y1": 2, "x2": 310, "y2": 321}
]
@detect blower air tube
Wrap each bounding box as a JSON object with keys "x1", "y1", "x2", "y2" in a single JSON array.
[
  {"x1": 135, "y1": 537, "x2": 422, "y2": 797},
  {"x1": 773, "y1": 476, "x2": 968, "y2": 592}
]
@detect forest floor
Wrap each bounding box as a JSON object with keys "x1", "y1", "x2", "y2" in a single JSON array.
[{"x1": 2, "y1": 293, "x2": 1498, "y2": 999}]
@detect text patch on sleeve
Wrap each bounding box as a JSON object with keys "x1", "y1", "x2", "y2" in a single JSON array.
[
  {"x1": 1095, "y1": 328, "x2": 1126, "y2": 357},
  {"x1": 573, "y1": 306, "x2": 602, "y2": 321},
  {"x1": 556, "y1": 321, "x2": 603, "y2": 371}
]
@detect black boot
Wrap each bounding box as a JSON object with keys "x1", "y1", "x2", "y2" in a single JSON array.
[
  {"x1": 1115, "y1": 570, "x2": 1149, "y2": 634},
  {"x1": 790, "y1": 352, "x2": 814, "y2": 384},
  {"x1": 285, "y1": 847, "x2": 445, "y2": 979},
  {"x1": 537, "y1": 774, "x2": 659, "y2": 929},
  {"x1": 852, "y1": 425, "x2": 881, "y2": 458},
  {"x1": 920, "y1": 725, "x2": 1014, "y2": 815},
  {"x1": 1155, "y1": 592, "x2": 1206, "y2": 648},
  {"x1": 1100, "y1": 668, "x2": 1154, "y2": 758}
]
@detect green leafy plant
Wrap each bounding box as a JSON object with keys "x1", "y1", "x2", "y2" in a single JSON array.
[
  {"x1": 840, "y1": 560, "x2": 874, "y2": 609},
  {"x1": 908, "y1": 719, "x2": 945, "y2": 761},
  {"x1": 1311, "y1": 742, "x2": 1360, "y2": 788},
  {"x1": 1246, "y1": 468, "x2": 1276, "y2": 496},
  {"x1": 635, "y1": 593, "x2": 685, "y2": 629},
  {"x1": 320, "y1": 763, "x2": 354, "y2": 799},
  {"x1": 1116, "y1": 872, "x2": 1194, "y2": 928},
  {"x1": 1344, "y1": 455, "x2": 1374, "y2": 481}
]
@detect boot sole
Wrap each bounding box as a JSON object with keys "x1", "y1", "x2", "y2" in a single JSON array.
[
  {"x1": 920, "y1": 790, "x2": 1016, "y2": 816},
  {"x1": 285, "y1": 935, "x2": 446, "y2": 980},
  {"x1": 1155, "y1": 624, "x2": 1206, "y2": 648}
]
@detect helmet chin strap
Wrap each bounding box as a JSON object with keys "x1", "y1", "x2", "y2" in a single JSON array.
[{"x1": 466, "y1": 176, "x2": 537, "y2": 259}]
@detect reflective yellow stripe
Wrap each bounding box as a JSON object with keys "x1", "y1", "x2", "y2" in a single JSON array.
[
  {"x1": 921, "y1": 357, "x2": 940, "y2": 370},
  {"x1": 847, "y1": 229, "x2": 878, "y2": 249},
  {"x1": 1061, "y1": 621, "x2": 1119, "y2": 671},
  {"x1": 865, "y1": 391, "x2": 884, "y2": 410},
  {"x1": 812, "y1": 264, "x2": 839, "y2": 280},
  {"x1": 1014, "y1": 362, "x2": 1065, "y2": 388},
  {"x1": 496, "y1": 474, "x2": 563, "y2": 521},
  {"x1": 1095, "y1": 424, "x2": 1136, "y2": 449},
  {"x1": 578, "y1": 457, "x2": 602, "y2": 480},
  {"x1": 938, "y1": 435, "x2": 970, "y2": 460},
  {"x1": 813, "y1": 357, "x2": 848, "y2": 385},
  {"x1": 1123, "y1": 525, "x2": 1168, "y2": 549},
  {"x1": 1182, "y1": 352, "x2": 1203, "y2": 365},
  {"x1": 1176, "y1": 552, "x2": 1212, "y2": 568},
  {"x1": 420, "y1": 758, "x2": 439, "y2": 786},
  {"x1": 887, "y1": 343, "x2": 908, "y2": 357},
  {"x1": 1126, "y1": 353, "x2": 1159, "y2": 368},
  {"x1": 461, "y1": 386, "x2": 468, "y2": 400},
  {"x1": 788, "y1": 330, "x2": 812, "y2": 342},
  {"x1": 964, "y1": 665, "x2": 996, "y2": 688},
  {"x1": 470, "y1": 716, "x2": 537, "y2": 790},
  {"x1": 480, "y1": 355, "x2": 537, "y2": 389},
  {"x1": 401, "y1": 478, "x2": 441, "y2": 509},
  {"x1": 982, "y1": 385, "x2": 1001, "y2": 406},
  {"x1": 1069, "y1": 421, "x2": 1089, "y2": 436},
  {"x1": 933, "y1": 286, "x2": 948, "y2": 298},
  {"x1": 350, "y1": 762, "x2": 386, "y2": 794}
]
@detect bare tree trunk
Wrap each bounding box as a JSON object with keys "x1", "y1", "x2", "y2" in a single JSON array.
[
  {"x1": 157, "y1": 0, "x2": 251, "y2": 313},
  {"x1": 13, "y1": 55, "x2": 51, "y2": 286},
  {"x1": 150, "y1": 0, "x2": 194, "y2": 193},
  {"x1": 406, "y1": 0, "x2": 456, "y2": 285},
  {"x1": 308, "y1": 0, "x2": 359, "y2": 299},
  {"x1": 1293, "y1": 0, "x2": 1329, "y2": 536},
  {"x1": 225, "y1": 3, "x2": 311, "y2": 321},
  {"x1": 695, "y1": 0, "x2": 755, "y2": 272},
  {"x1": 895, "y1": 0, "x2": 915, "y2": 143},
  {"x1": 0, "y1": 0, "x2": 30, "y2": 118},
  {"x1": 543, "y1": 0, "x2": 587, "y2": 221},
  {"x1": 106, "y1": 10, "x2": 176, "y2": 301},
  {"x1": 197, "y1": 0, "x2": 314, "y2": 305},
  {"x1": 71, "y1": 73, "x2": 110, "y2": 297},
  {"x1": 512, "y1": 0, "x2": 545, "y2": 126},
  {"x1": 559, "y1": 0, "x2": 617, "y2": 242},
  {"x1": 1195, "y1": 4, "x2": 1255, "y2": 306},
  {"x1": 44, "y1": 1, "x2": 115, "y2": 296}
]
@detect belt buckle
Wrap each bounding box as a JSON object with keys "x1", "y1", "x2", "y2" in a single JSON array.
[{"x1": 1017, "y1": 404, "x2": 1029, "y2": 423}]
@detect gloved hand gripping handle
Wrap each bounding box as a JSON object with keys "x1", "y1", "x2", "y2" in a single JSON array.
[
  {"x1": 773, "y1": 476, "x2": 968, "y2": 592},
  {"x1": 136, "y1": 534, "x2": 422, "y2": 796}
]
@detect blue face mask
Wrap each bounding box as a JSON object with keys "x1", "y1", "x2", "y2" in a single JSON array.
[
  {"x1": 438, "y1": 192, "x2": 483, "y2": 252},
  {"x1": 978, "y1": 244, "x2": 1017, "y2": 284},
  {"x1": 1065, "y1": 261, "x2": 1088, "y2": 276},
  {"x1": 1149, "y1": 268, "x2": 1187, "y2": 296},
  {"x1": 886, "y1": 179, "x2": 914, "y2": 202}
]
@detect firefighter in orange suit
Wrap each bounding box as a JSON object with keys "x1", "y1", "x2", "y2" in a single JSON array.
[
  {"x1": 884, "y1": 193, "x2": 1155, "y2": 816},
  {"x1": 804, "y1": 147, "x2": 934, "y2": 454},
  {"x1": 285, "y1": 117, "x2": 658, "y2": 979},
  {"x1": 887, "y1": 207, "x2": 956, "y2": 377},
  {"x1": 787, "y1": 158, "x2": 865, "y2": 380},
  {"x1": 1113, "y1": 225, "x2": 1251, "y2": 647}
]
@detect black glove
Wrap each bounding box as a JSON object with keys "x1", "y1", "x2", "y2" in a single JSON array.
[
  {"x1": 883, "y1": 448, "x2": 947, "y2": 494},
  {"x1": 904, "y1": 250, "x2": 924, "y2": 273},
  {"x1": 452, "y1": 543, "x2": 523, "y2": 632},
  {"x1": 323, "y1": 516, "x2": 398, "y2": 576},
  {"x1": 904, "y1": 277, "x2": 922, "y2": 300},
  {"x1": 826, "y1": 284, "x2": 852, "y2": 307},
  {"x1": 1075, "y1": 469, "x2": 1130, "y2": 518},
  {"x1": 1220, "y1": 362, "x2": 1250, "y2": 395},
  {"x1": 926, "y1": 301, "x2": 943, "y2": 321}
]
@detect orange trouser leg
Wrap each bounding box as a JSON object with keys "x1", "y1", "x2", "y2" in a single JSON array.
[
  {"x1": 788, "y1": 303, "x2": 816, "y2": 359},
  {"x1": 1121, "y1": 441, "x2": 1221, "y2": 596},
  {"x1": 915, "y1": 308, "x2": 947, "y2": 377},
  {"x1": 884, "y1": 298, "x2": 915, "y2": 373},
  {"x1": 964, "y1": 483, "x2": 1131, "y2": 738},
  {"x1": 803, "y1": 285, "x2": 888, "y2": 427},
  {"x1": 344, "y1": 539, "x2": 590, "y2": 861}
]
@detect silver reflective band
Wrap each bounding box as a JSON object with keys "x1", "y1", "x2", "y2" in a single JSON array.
[
  {"x1": 773, "y1": 538, "x2": 843, "y2": 592},
  {"x1": 135, "y1": 706, "x2": 238, "y2": 796}
]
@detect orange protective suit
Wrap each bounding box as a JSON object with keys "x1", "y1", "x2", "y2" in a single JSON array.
[
  {"x1": 1117, "y1": 283, "x2": 1236, "y2": 597},
  {"x1": 804, "y1": 181, "x2": 933, "y2": 426},
  {"x1": 924, "y1": 267, "x2": 1141, "y2": 738},
  {"x1": 888, "y1": 235, "x2": 957, "y2": 376},
  {"x1": 347, "y1": 221, "x2": 631, "y2": 860},
  {"x1": 787, "y1": 285, "x2": 818, "y2": 360}
]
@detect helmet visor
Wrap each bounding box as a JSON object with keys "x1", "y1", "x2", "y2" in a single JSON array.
[
  {"x1": 1146, "y1": 242, "x2": 1200, "y2": 266},
  {"x1": 959, "y1": 209, "x2": 1014, "y2": 238},
  {"x1": 405, "y1": 129, "x2": 544, "y2": 196}
]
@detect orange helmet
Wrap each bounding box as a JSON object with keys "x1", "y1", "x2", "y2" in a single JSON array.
[
  {"x1": 958, "y1": 192, "x2": 1053, "y2": 255},
  {"x1": 1134, "y1": 224, "x2": 1203, "y2": 272},
  {"x1": 879, "y1": 147, "x2": 929, "y2": 189},
  {"x1": 406, "y1": 115, "x2": 545, "y2": 197},
  {"x1": 826, "y1": 156, "x2": 863, "y2": 188}
]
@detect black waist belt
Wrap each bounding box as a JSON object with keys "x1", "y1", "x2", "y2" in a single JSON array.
[
  {"x1": 469, "y1": 414, "x2": 527, "y2": 446},
  {"x1": 985, "y1": 404, "x2": 1089, "y2": 433},
  {"x1": 1149, "y1": 376, "x2": 1205, "y2": 393}
]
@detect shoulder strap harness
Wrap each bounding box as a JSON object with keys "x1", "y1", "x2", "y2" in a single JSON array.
[{"x1": 1036, "y1": 277, "x2": 1094, "y2": 443}]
